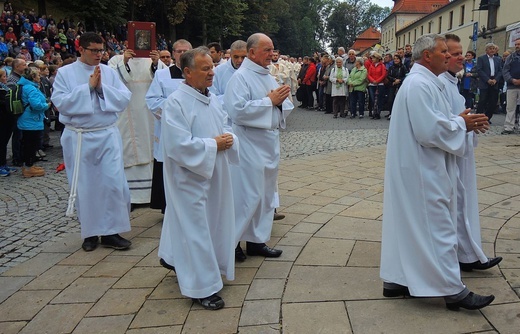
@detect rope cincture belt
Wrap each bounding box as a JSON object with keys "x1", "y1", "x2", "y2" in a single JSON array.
[{"x1": 64, "y1": 124, "x2": 115, "y2": 217}]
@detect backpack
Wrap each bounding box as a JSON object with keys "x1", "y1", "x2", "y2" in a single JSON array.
[{"x1": 5, "y1": 84, "x2": 25, "y2": 115}]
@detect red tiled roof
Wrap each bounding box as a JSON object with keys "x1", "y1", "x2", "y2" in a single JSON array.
[
  {"x1": 391, "y1": 0, "x2": 450, "y2": 14},
  {"x1": 351, "y1": 39, "x2": 377, "y2": 52},
  {"x1": 357, "y1": 26, "x2": 381, "y2": 40}
]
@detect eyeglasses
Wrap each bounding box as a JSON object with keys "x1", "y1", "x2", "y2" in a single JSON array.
[{"x1": 85, "y1": 48, "x2": 105, "y2": 54}]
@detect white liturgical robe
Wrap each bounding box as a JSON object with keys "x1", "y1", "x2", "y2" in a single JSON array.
[
  {"x1": 108, "y1": 56, "x2": 166, "y2": 203},
  {"x1": 158, "y1": 83, "x2": 239, "y2": 299},
  {"x1": 51, "y1": 61, "x2": 132, "y2": 239},
  {"x1": 380, "y1": 64, "x2": 469, "y2": 297},
  {"x1": 209, "y1": 59, "x2": 237, "y2": 106},
  {"x1": 145, "y1": 66, "x2": 183, "y2": 162},
  {"x1": 439, "y1": 72, "x2": 487, "y2": 264},
  {"x1": 223, "y1": 57, "x2": 293, "y2": 244}
]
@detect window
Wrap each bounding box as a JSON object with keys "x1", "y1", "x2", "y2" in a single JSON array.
[
  {"x1": 428, "y1": 21, "x2": 432, "y2": 33},
  {"x1": 460, "y1": 5, "x2": 465, "y2": 25},
  {"x1": 438, "y1": 17, "x2": 442, "y2": 33},
  {"x1": 421, "y1": 26, "x2": 424, "y2": 35},
  {"x1": 408, "y1": 32, "x2": 411, "y2": 44},
  {"x1": 448, "y1": 11, "x2": 453, "y2": 30},
  {"x1": 414, "y1": 29, "x2": 417, "y2": 43}
]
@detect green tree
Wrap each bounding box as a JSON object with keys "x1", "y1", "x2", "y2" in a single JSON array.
[{"x1": 56, "y1": 0, "x2": 127, "y2": 31}]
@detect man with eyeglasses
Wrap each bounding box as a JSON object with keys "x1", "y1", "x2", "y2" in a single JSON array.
[
  {"x1": 51, "y1": 32, "x2": 133, "y2": 252},
  {"x1": 159, "y1": 50, "x2": 172, "y2": 67},
  {"x1": 145, "y1": 39, "x2": 192, "y2": 214},
  {"x1": 108, "y1": 40, "x2": 167, "y2": 208}
]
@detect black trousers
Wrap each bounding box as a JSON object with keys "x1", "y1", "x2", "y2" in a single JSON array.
[
  {"x1": 476, "y1": 88, "x2": 499, "y2": 121},
  {"x1": 0, "y1": 112, "x2": 14, "y2": 166},
  {"x1": 21, "y1": 130, "x2": 41, "y2": 167},
  {"x1": 150, "y1": 159, "x2": 166, "y2": 214}
]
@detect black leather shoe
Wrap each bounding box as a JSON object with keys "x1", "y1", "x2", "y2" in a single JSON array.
[
  {"x1": 446, "y1": 292, "x2": 495, "y2": 310},
  {"x1": 82, "y1": 236, "x2": 98, "y2": 252},
  {"x1": 246, "y1": 242, "x2": 282, "y2": 257},
  {"x1": 459, "y1": 257, "x2": 502, "y2": 272},
  {"x1": 100, "y1": 234, "x2": 131, "y2": 250},
  {"x1": 383, "y1": 287, "x2": 410, "y2": 297},
  {"x1": 159, "y1": 258, "x2": 176, "y2": 272},
  {"x1": 273, "y1": 210, "x2": 285, "y2": 221},
  {"x1": 235, "y1": 244, "x2": 246, "y2": 262}
]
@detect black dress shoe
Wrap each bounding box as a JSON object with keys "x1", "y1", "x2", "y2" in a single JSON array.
[
  {"x1": 273, "y1": 212, "x2": 285, "y2": 220},
  {"x1": 459, "y1": 257, "x2": 502, "y2": 272},
  {"x1": 100, "y1": 234, "x2": 131, "y2": 250},
  {"x1": 246, "y1": 242, "x2": 282, "y2": 257},
  {"x1": 82, "y1": 236, "x2": 98, "y2": 252},
  {"x1": 383, "y1": 287, "x2": 410, "y2": 297},
  {"x1": 235, "y1": 243, "x2": 246, "y2": 262},
  {"x1": 446, "y1": 292, "x2": 495, "y2": 310},
  {"x1": 159, "y1": 258, "x2": 176, "y2": 272}
]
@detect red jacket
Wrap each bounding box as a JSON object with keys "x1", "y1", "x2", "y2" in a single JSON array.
[
  {"x1": 367, "y1": 62, "x2": 387, "y2": 84},
  {"x1": 303, "y1": 62, "x2": 317, "y2": 85}
]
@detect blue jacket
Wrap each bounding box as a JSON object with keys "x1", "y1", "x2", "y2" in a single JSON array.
[{"x1": 17, "y1": 76, "x2": 48, "y2": 131}]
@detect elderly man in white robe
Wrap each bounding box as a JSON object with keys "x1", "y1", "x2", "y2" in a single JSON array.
[
  {"x1": 224, "y1": 33, "x2": 293, "y2": 261},
  {"x1": 51, "y1": 32, "x2": 133, "y2": 252},
  {"x1": 209, "y1": 39, "x2": 247, "y2": 105},
  {"x1": 440, "y1": 34, "x2": 502, "y2": 272},
  {"x1": 380, "y1": 34, "x2": 495, "y2": 310},
  {"x1": 108, "y1": 47, "x2": 167, "y2": 206},
  {"x1": 145, "y1": 39, "x2": 192, "y2": 213},
  {"x1": 157, "y1": 47, "x2": 239, "y2": 310}
]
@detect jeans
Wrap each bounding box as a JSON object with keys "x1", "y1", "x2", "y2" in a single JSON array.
[
  {"x1": 350, "y1": 90, "x2": 365, "y2": 116},
  {"x1": 368, "y1": 85, "x2": 384, "y2": 116}
]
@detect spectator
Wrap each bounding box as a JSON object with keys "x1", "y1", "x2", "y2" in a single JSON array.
[
  {"x1": 0, "y1": 68, "x2": 16, "y2": 176},
  {"x1": 17, "y1": 67, "x2": 48, "y2": 178},
  {"x1": 303, "y1": 57, "x2": 317, "y2": 109},
  {"x1": 386, "y1": 54, "x2": 407, "y2": 118},
  {"x1": 501, "y1": 38, "x2": 520, "y2": 134},
  {"x1": 476, "y1": 43, "x2": 502, "y2": 122},
  {"x1": 347, "y1": 58, "x2": 368, "y2": 118},
  {"x1": 367, "y1": 52, "x2": 387, "y2": 119},
  {"x1": 460, "y1": 50, "x2": 477, "y2": 109},
  {"x1": 330, "y1": 56, "x2": 348, "y2": 118}
]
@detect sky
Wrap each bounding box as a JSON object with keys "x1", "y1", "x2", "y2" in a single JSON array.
[{"x1": 370, "y1": 0, "x2": 395, "y2": 8}]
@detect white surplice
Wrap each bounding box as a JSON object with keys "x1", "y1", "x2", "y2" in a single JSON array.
[
  {"x1": 380, "y1": 64, "x2": 468, "y2": 297},
  {"x1": 158, "y1": 83, "x2": 239, "y2": 298},
  {"x1": 108, "y1": 56, "x2": 166, "y2": 203},
  {"x1": 51, "y1": 60, "x2": 132, "y2": 239},
  {"x1": 223, "y1": 57, "x2": 293, "y2": 244},
  {"x1": 145, "y1": 66, "x2": 183, "y2": 162},
  {"x1": 208, "y1": 59, "x2": 237, "y2": 106},
  {"x1": 439, "y1": 72, "x2": 487, "y2": 264}
]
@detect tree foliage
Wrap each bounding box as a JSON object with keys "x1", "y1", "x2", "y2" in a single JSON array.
[{"x1": 48, "y1": 0, "x2": 390, "y2": 56}]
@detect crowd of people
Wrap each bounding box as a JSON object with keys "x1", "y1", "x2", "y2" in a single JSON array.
[{"x1": 2, "y1": 0, "x2": 520, "y2": 315}]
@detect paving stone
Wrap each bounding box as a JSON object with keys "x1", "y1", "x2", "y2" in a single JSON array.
[
  {"x1": 22, "y1": 265, "x2": 90, "y2": 290},
  {"x1": 290, "y1": 222, "x2": 323, "y2": 234},
  {"x1": 284, "y1": 266, "x2": 381, "y2": 302},
  {"x1": 19, "y1": 303, "x2": 92, "y2": 334},
  {"x1": 462, "y1": 276, "x2": 520, "y2": 304},
  {"x1": 59, "y1": 247, "x2": 113, "y2": 266},
  {"x1": 0, "y1": 321, "x2": 27, "y2": 334},
  {"x1": 137, "y1": 223, "x2": 163, "y2": 238},
  {"x1": 255, "y1": 261, "x2": 292, "y2": 279},
  {"x1": 72, "y1": 314, "x2": 133, "y2": 334},
  {"x1": 315, "y1": 216, "x2": 382, "y2": 241},
  {"x1": 347, "y1": 299, "x2": 493, "y2": 334},
  {"x1": 1, "y1": 252, "x2": 69, "y2": 276},
  {"x1": 113, "y1": 267, "x2": 168, "y2": 288},
  {"x1": 130, "y1": 299, "x2": 191, "y2": 328},
  {"x1": 283, "y1": 203, "x2": 322, "y2": 215},
  {"x1": 300, "y1": 211, "x2": 335, "y2": 224},
  {"x1": 87, "y1": 288, "x2": 153, "y2": 317},
  {"x1": 496, "y1": 239, "x2": 520, "y2": 254},
  {"x1": 282, "y1": 302, "x2": 351, "y2": 334},
  {"x1": 182, "y1": 307, "x2": 240, "y2": 334},
  {"x1": 52, "y1": 277, "x2": 118, "y2": 303},
  {"x1": 264, "y1": 245, "x2": 303, "y2": 263},
  {"x1": 0, "y1": 276, "x2": 34, "y2": 303},
  {"x1": 348, "y1": 240, "x2": 381, "y2": 267},
  {"x1": 295, "y1": 237, "x2": 354, "y2": 266},
  {"x1": 338, "y1": 199, "x2": 383, "y2": 219},
  {"x1": 239, "y1": 299, "x2": 280, "y2": 326},
  {"x1": 0, "y1": 290, "x2": 60, "y2": 321},
  {"x1": 501, "y1": 268, "x2": 520, "y2": 288},
  {"x1": 246, "y1": 279, "x2": 286, "y2": 300},
  {"x1": 277, "y1": 231, "x2": 312, "y2": 247},
  {"x1": 481, "y1": 302, "x2": 520, "y2": 334},
  {"x1": 237, "y1": 324, "x2": 281, "y2": 334},
  {"x1": 149, "y1": 275, "x2": 183, "y2": 299},
  {"x1": 480, "y1": 205, "x2": 518, "y2": 220},
  {"x1": 126, "y1": 326, "x2": 182, "y2": 334},
  {"x1": 224, "y1": 267, "x2": 257, "y2": 285},
  {"x1": 83, "y1": 255, "x2": 142, "y2": 277}
]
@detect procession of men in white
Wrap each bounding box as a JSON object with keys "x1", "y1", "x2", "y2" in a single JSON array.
[{"x1": 51, "y1": 31, "x2": 499, "y2": 311}]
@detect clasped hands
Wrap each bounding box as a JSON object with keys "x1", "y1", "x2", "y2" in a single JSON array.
[
  {"x1": 89, "y1": 66, "x2": 102, "y2": 91},
  {"x1": 268, "y1": 85, "x2": 291, "y2": 106},
  {"x1": 215, "y1": 133, "x2": 234, "y2": 152},
  {"x1": 460, "y1": 109, "x2": 489, "y2": 134}
]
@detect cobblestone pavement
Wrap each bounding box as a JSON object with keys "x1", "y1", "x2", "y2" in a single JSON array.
[{"x1": 0, "y1": 109, "x2": 509, "y2": 273}]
